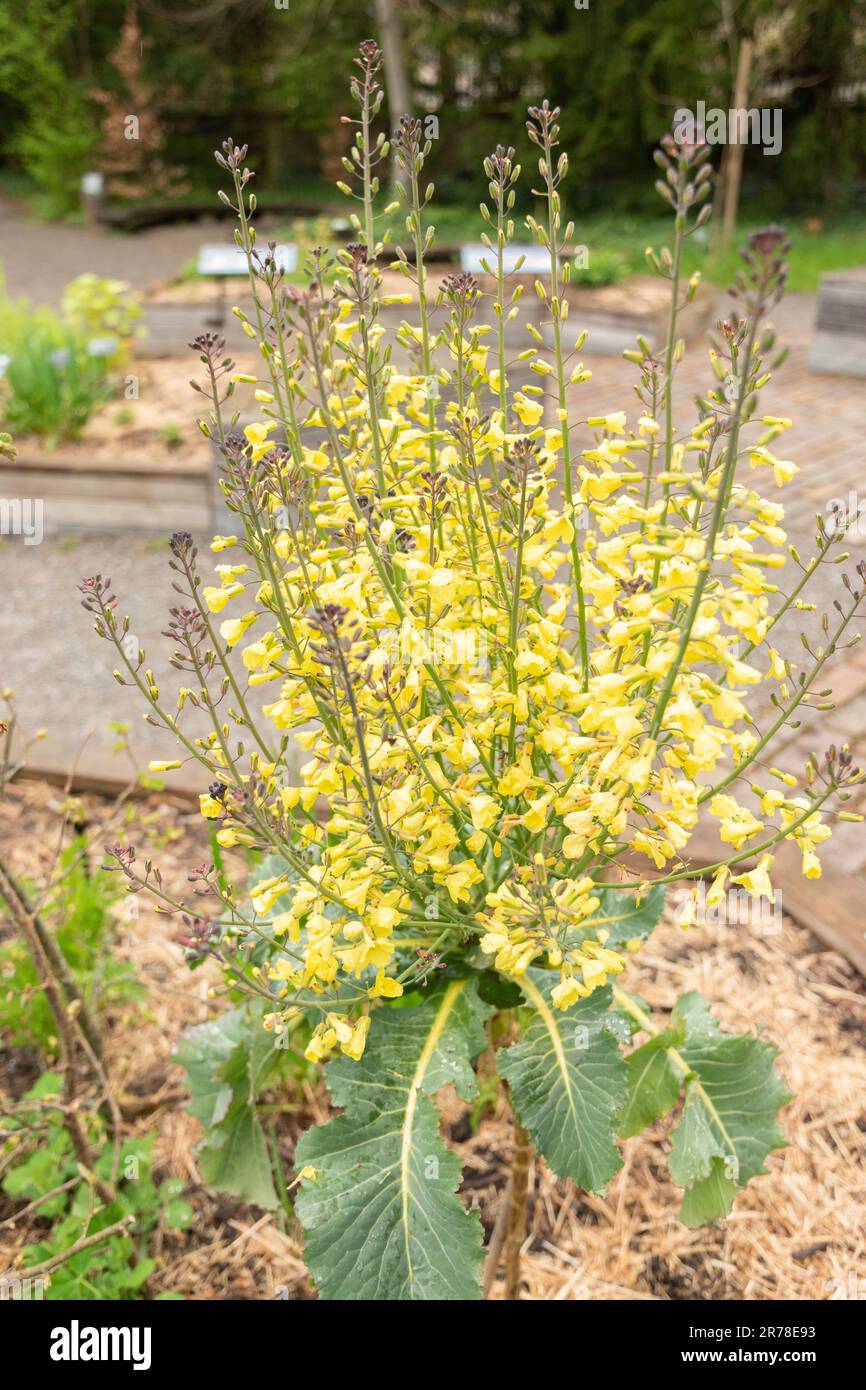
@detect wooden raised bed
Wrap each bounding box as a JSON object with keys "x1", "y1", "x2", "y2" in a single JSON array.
[
  {"x1": 138, "y1": 250, "x2": 463, "y2": 360},
  {"x1": 810, "y1": 267, "x2": 866, "y2": 378},
  {"x1": 0, "y1": 448, "x2": 213, "y2": 533},
  {"x1": 98, "y1": 198, "x2": 342, "y2": 232},
  {"x1": 558, "y1": 275, "x2": 715, "y2": 355},
  {"x1": 1, "y1": 357, "x2": 220, "y2": 532},
  {"x1": 138, "y1": 260, "x2": 717, "y2": 359}
]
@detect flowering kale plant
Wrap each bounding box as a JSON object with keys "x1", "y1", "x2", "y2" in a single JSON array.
[{"x1": 84, "y1": 42, "x2": 864, "y2": 1299}]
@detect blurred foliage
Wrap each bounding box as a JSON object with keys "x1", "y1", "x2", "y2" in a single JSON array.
[
  {"x1": 0, "y1": 0, "x2": 863, "y2": 218},
  {"x1": 61, "y1": 273, "x2": 142, "y2": 367},
  {"x1": 0, "y1": 0, "x2": 96, "y2": 215},
  {"x1": 570, "y1": 247, "x2": 628, "y2": 288},
  {"x1": 0, "y1": 327, "x2": 111, "y2": 443},
  {"x1": 0, "y1": 272, "x2": 140, "y2": 441}
]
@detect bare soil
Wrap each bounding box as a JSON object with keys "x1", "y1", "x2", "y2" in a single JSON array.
[{"x1": 10, "y1": 355, "x2": 262, "y2": 471}]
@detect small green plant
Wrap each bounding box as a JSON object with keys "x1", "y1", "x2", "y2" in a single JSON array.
[
  {"x1": 61, "y1": 274, "x2": 142, "y2": 368},
  {"x1": 158, "y1": 422, "x2": 183, "y2": 450},
  {"x1": 0, "y1": 271, "x2": 139, "y2": 443},
  {"x1": 1, "y1": 1078, "x2": 190, "y2": 1300},
  {"x1": 178, "y1": 255, "x2": 201, "y2": 284},
  {"x1": 0, "y1": 275, "x2": 65, "y2": 357},
  {"x1": 571, "y1": 245, "x2": 627, "y2": 287},
  {"x1": 0, "y1": 695, "x2": 186, "y2": 1301},
  {"x1": 0, "y1": 327, "x2": 111, "y2": 445},
  {"x1": 0, "y1": 836, "x2": 140, "y2": 1056}
]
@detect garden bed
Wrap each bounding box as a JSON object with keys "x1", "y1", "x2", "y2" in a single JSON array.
[
  {"x1": 135, "y1": 266, "x2": 716, "y2": 358},
  {"x1": 139, "y1": 284, "x2": 264, "y2": 356},
  {"x1": 1, "y1": 776, "x2": 863, "y2": 1301},
  {"x1": 9, "y1": 359, "x2": 213, "y2": 470},
  {"x1": 1, "y1": 357, "x2": 255, "y2": 533}
]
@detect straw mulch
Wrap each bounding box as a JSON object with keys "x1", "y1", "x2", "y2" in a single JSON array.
[{"x1": 1, "y1": 780, "x2": 864, "y2": 1300}]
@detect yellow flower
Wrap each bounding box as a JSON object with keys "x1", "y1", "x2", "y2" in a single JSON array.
[
  {"x1": 369, "y1": 971, "x2": 403, "y2": 999},
  {"x1": 513, "y1": 392, "x2": 544, "y2": 426},
  {"x1": 243, "y1": 420, "x2": 278, "y2": 461},
  {"x1": 341, "y1": 1015, "x2": 371, "y2": 1061},
  {"x1": 251, "y1": 875, "x2": 292, "y2": 915},
  {"x1": 709, "y1": 795, "x2": 764, "y2": 849},
  {"x1": 498, "y1": 745, "x2": 536, "y2": 797},
  {"x1": 551, "y1": 974, "x2": 589, "y2": 1009},
  {"x1": 438, "y1": 859, "x2": 484, "y2": 903},
  {"x1": 587, "y1": 411, "x2": 627, "y2": 433},
  {"x1": 733, "y1": 853, "x2": 775, "y2": 901},
  {"x1": 220, "y1": 612, "x2": 258, "y2": 646},
  {"x1": 203, "y1": 582, "x2": 244, "y2": 613},
  {"x1": 801, "y1": 849, "x2": 822, "y2": 879}
]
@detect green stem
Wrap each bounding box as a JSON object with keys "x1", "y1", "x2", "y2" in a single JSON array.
[{"x1": 648, "y1": 316, "x2": 760, "y2": 741}]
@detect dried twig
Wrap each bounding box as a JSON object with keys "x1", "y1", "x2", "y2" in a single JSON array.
[{"x1": 5, "y1": 1215, "x2": 135, "y2": 1282}]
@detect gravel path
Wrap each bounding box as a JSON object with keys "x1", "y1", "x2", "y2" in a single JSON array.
[
  {"x1": 0, "y1": 195, "x2": 282, "y2": 306},
  {"x1": 0, "y1": 533, "x2": 210, "y2": 778}
]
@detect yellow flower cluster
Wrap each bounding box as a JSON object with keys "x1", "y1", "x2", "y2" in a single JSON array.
[
  {"x1": 120, "y1": 118, "x2": 859, "y2": 1067},
  {"x1": 193, "y1": 311, "x2": 848, "y2": 1061}
]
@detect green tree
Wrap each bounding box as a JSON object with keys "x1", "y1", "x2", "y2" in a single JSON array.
[{"x1": 0, "y1": 0, "x2": 97, "y2": 215}]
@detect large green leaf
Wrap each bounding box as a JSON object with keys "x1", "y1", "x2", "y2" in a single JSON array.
[
  {"x1": 174, "y1": 1004, "x2": 281, "y2": 1210},
  {"x1": 175, "y1": 1009, "x2": 247, "y2": 1130},
  {"x1": 197, "y1": 1104, "x2": 277, "y2": 1210},
  {"x1": 618, "y1": 1023, "x2": 683, "y2": 1138},
  {"x1": 498, "y1": 973, "x2": 626, "y2": 1190},
  {"x1": 295, "y1": 978, "x2": 491, "y2": 1301},
  {"x1": 616, "y1": 989, "x2": 790, "y2": 1226},
  {"x1": 668, "y1": 992, "x2": 790, "y2": 1226},
  {"x1": 678, "y1": 1159, "x2": 740, "y2": 1227}
]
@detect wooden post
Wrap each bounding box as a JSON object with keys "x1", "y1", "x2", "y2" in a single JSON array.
[
  {"x1": 374, "y1": 0, "x2": 412, "y2": 190},
  {"x1": 719, "y1": 37, "x2": 754, "y2": 253}
]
